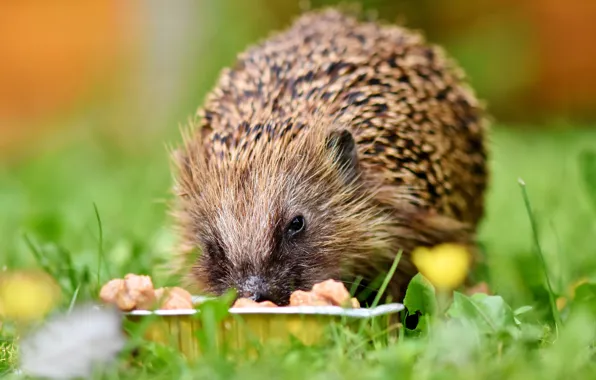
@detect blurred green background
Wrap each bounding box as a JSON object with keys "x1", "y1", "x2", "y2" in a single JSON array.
[{"x1": 1, "y1": 0, "x2": 595, "y2": 309}]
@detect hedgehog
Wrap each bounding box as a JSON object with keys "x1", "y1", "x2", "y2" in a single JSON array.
[{"x1": 169, "y1": 9, "x2": 488, "y2": 306}]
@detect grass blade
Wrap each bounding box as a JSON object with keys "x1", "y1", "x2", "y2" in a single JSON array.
[
  {"x1": 371, "y1": 250, "x2": 403, "y2": 308},
  {"x1": 93, "y1": 203, "x2": 105, "y2": 286},
  {"x1": 354, "y1": 250, "x2": 403, "y2": 338},
  {"x1": 57, "y1": 245, "x2": 79, "y2": 294},
  {"x1": 348, "y1": 275, "x2": 363, "y2": 298},
  {"x1": 23, "y1": 234, "x2": 53, "y2": 276},
  {"x1": 68, "y1": 285, "x2": 81, "y2": 313},
  {"x1": 518, "y1": 178, "x2": 562, "y2": 336}
]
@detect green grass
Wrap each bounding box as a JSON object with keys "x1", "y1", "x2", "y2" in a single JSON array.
[{"x1": 2, "y1": 124, "x2": 596, "y2": 379}]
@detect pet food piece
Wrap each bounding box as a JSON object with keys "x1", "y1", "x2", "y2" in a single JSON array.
[
  {"x1": 99, "y1": 278, "x2": 137, "y2": 311},
  {"x1": 289, "y1": 290, "x2": 333, "y2": 306},
  {"x1": 257, "y1": 301, "x2": 278, "y2": 307},
  {"x1": 99, "y1": 274, "x2": 156, "y2": 311},
  {"x1": 122, "y1": 274, "x2": 156, "y2": 310},
  {"x1": 155, "y1": 287, "x2": 193, "y2": 310},
  {"x1": 232, "y1": 298, "x2": 278, "y2": 308},
  {"x1": 311, "y1": 279, "x2": 352, "y2": 306},
  {"x1": 99, "y1": 279, "x2": 125, "y2": 305},
  {"x1": 289, "y1": 280, "x2": 360, "y2": 308},
  {"x1": 115, "y1": 287, "x2": 137, "y2": 311}
]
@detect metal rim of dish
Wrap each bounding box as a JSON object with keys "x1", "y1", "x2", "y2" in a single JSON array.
[{"x1": 126, "y1": 302, "x2": 405, "y2": 318}]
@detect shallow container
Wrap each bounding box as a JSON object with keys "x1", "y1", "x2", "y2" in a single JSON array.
[{"x1": 125, "y1": 296, "x2": 405, "y2": 360}]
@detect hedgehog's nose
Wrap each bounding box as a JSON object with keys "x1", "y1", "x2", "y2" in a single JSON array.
[
  {"x1": 244, "y1": 291, "x2": 271, "y2": 303},
  {"x1": 239, "y1": 275, "x2": 273, "y2": 302}
]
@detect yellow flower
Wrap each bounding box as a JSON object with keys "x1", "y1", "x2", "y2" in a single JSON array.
[
  {"x1": 556, "y1": 296, "x2": 567, "y2": 311},
  {"x1": 0, "y1": 270, "x2": 61, "y2": 322},
  {"x1": 412, "y1": 243, "x2": 472, "y2": 291},
  {"x1": 555, "y1": 278, "x2": 591, "y2": 312},
  {"x1": 568, "y1": 278, "x2": 589, "y2": 298}
]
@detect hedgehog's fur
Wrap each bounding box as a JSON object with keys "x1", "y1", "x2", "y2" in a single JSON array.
[{"x1": 170, "y1": 9, "x2": 488, "y2": 305}]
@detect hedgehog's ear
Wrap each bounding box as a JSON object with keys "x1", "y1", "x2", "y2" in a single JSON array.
[{"x1": 326, "y1": 129, "x2": 359, "y2": 182}]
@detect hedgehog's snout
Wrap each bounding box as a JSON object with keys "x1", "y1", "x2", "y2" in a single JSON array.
[{"x1": 237, "y1": 275, "x2": 275, "y2": 303}]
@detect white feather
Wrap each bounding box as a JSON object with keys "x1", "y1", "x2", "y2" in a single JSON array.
[{"x1": 18, "y1": 304, "x2": 126, "y2": 379}]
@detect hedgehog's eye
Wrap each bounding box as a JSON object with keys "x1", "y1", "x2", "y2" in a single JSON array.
[{"x1": 286, "y1": 215, "x2": 305, "y2": 238}]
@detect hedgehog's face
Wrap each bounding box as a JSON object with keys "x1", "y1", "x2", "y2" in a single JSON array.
[
  {"x1": 196, "y1": 199, "x2": 337, "y2": 306},
  {"x1": 179, "y1": 128, "x2": 368, "y2": 306}
]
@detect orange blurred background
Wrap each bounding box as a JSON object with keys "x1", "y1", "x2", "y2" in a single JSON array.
[
  {"x1": 0, "y1": 1, "x2": 140, "y2": 155},
  {"x1": 1, "y1": 0, "x2": 595, "y2": 159}
]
